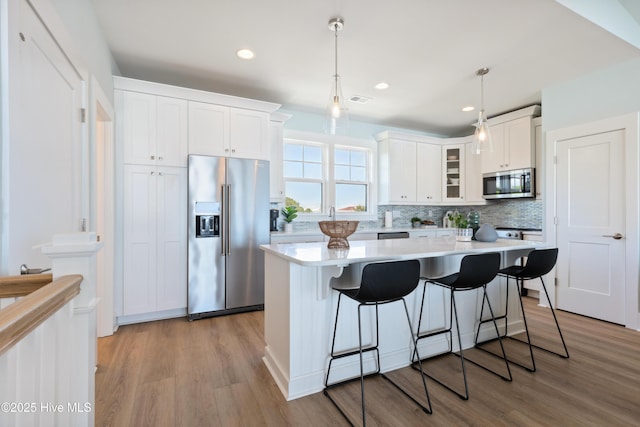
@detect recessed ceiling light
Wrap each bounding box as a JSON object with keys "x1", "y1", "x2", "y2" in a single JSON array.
[
  {"x1": 236, "y1": 49, "x2": 255, "y2": 60},
  {"x1": 462, "y1": 106, "x2": 475, "y2": 112},
  {"x1": 374, "y1": 82, "x2": 389, "y2": 90}
]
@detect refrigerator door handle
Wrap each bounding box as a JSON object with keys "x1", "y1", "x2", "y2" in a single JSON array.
[
  {"x1": 226, "y1": 184, "x2": 231, "y2": 254},
  {"x1": 221, "y1": 184, "x2": 226, "y2": 256}
]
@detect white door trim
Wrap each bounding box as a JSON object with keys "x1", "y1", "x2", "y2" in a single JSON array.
[
  {"x1": 545, "y1": 113, "x2": 640, "y2": 330},
  {"x1": 90, "y1": 75, "x2": 115, "y2": 337}
]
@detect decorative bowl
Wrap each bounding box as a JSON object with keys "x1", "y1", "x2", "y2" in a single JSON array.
[{"x1": 318, "y1": 220, "x2": 359, "y2": 249}]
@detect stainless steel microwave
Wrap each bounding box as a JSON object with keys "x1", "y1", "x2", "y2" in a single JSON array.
[{"x1": 483, "y1": 168, "x2": 535, "y2": 199}]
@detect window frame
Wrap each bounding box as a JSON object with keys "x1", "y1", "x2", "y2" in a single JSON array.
[{"x1": 283, "y1": 130, "x2": 378, "y2": 221}]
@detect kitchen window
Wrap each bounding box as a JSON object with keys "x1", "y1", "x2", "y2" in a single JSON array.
[
  {"x1": 283, "y1": 132, "x2": 376, "y2": 219},
  {"x1": 334, "y1": 147, "x2": 368, "y2": 212},
  {"x1": 283, "y1": 141, "x2": 324, "y2": 213}
]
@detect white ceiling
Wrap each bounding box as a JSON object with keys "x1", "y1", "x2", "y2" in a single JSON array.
[{"x1": 92, "y1": 0, "x2": 640, "y2": 136}]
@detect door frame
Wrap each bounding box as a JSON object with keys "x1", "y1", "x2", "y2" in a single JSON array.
[
  {"x1": 90, "y1": 75, "x2": 115, "y2": 337},
  {"x1": 545, "y1": 113, "x2": 639, "y2": 330}
]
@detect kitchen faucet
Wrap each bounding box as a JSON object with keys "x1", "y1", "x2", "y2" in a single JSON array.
[{"x1": 329, "y1": 205, "x2": 335, "y2": 221}]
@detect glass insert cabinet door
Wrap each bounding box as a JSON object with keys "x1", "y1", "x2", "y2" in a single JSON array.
[{"x1": 444, "y1": 146, "x2": 463, "y2": 200}]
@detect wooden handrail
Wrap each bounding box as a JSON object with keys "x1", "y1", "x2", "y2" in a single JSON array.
[
  {"x1": 0, "y1": 274, "x2": 83, "y2": 356},
  {"x1": 0, "y1": 274, "x2": 54, "y2": 298}
]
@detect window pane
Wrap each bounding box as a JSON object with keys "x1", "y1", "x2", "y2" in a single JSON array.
[
  {"x1": 284, "y1": 144, "x2": 302, "y2": 161},
  {"x1": 351, "y1": 151, "x2": 366, "y2": 166},
  {"x1": 351, "y1": 166, "x2": 366, "y2": 181},
  {"x1": 283, "y1": 161, "x2": 303, "y2": 178},
  {"x1": 304, "y1": 145, "x2": 322, "y2": 162},
  {"x1": 285, "y1": 181, "x2": 322, "y2": 213},
  {"x1": 335, "y1": 183, "x2": 367, "y2": 212},
  {"x1": 335, "y1": 149, "x2": 349, "y2": 165},
  {"x1": 335, "y1": 165, "x2": 350, "y2": 180},
  {"x1": 305, "y1": 163, "x2": 323, "y2": 179}
]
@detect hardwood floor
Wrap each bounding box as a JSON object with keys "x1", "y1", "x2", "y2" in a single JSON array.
[{"x1": 96, "y1": 298, "x2": 640, "y2": 426}]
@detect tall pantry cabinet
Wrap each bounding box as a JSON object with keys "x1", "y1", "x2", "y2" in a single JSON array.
[
  {"x1": 115, "y1": 77, "x2": 281, "y2": 325},
  {"x1": 116, "y1": 87, "x2": 188, "y2": 320}
]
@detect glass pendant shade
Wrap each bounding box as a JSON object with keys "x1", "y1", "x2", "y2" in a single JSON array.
[
  {"x1": 472, "y1": 67, "x2": 492, "y2": 154},
  {"x1": 324, "y1": 17, "x2": 348, "y2": 135},
  {"x1": 473, "y1": 110, "x2": 493, "y2": 154},
  {"x1": 324, "y1": 74, "x2": 349, "y2": 135}
]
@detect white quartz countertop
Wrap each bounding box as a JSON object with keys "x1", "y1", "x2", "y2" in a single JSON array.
[{"x1": 260, "y1": 237, "x2": 542, "y2": 267}]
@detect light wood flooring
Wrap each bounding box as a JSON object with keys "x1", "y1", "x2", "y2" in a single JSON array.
[{"x1": 96, "y1": 298, "x2": 640, "y2": 426}]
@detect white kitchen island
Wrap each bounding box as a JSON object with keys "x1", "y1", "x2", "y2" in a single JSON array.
[{"x1": 260, "y1": 237, "x2": 541, "y2": 400}]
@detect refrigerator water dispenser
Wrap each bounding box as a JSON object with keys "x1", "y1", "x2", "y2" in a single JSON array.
[{"x1": 196, "y1": 214, "x2": 219, "y2": 237}]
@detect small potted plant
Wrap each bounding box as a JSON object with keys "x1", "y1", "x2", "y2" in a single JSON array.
[
  {"x1": 411, "y1": 217, "x2": 422, "y2": 228},
  {"x1": 281, "y1": 206, "x2": 298, "y2": 232},
  {"x1": 448, "y1": 211, "x2": 472, "y2": 241}
]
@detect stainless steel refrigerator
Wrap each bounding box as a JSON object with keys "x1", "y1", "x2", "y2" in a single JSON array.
[{"x1": 188, "y1": 155, "x2": 269, "y2": 320}]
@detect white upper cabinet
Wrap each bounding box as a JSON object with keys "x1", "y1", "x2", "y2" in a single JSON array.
[
  {"x1": 533, "y1": 117, "x2": 543, "y2": 199},
  {"x1": 442, "y1": 144, "x2": 465, "y2": 203},
  {"x1": 119, "y1": 90, "x2": 188, "y2": 167},
  {"x1": 188, "y1": 101, "x2": 228, "y2": 157},
  {"x1": 188, "y1": 101, "x2": 269, "y2": 160},
  {"x1": 464, "y1": 138, "x2": 485, "y2": 204},
  {"x1": 229, "y1": 108, "x2": 269, "y2": 159},
  {"x1": 268, "y1": 112, "x2": 291, "y2": 203},
  {"x1": 377, "y1": 131, "x2": 443, "y2": 205},
  {"x1": 416, "y1": 143, "x2": 442, "y2": 203},
  {"x1": 378, "y1": 137, "x2": 417, "y2": 204},
  {"x1": 481, "y1": 105, "x2": 540, "y2": 174},
  {"x1": 388, "y1": 139, "x2": 418, "y2": 203}
]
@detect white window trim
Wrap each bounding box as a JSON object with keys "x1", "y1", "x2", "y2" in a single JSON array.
[{"x1": 283, "y1": 130, "x2": 378, "y2": 221}]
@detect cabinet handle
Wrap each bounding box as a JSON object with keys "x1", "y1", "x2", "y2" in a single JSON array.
[
  {"x1": 158, "y1": 172, "x2": 163, "y2": 176},
  {"x1": 150, "y1": 171, "x2": 154, "y2": 175},
  {"x1": 158, "y1": 156, "x2": 164, "y2": 161},
  {"x1": 225, "y1": 148, "x2": 229, "y2": 152},
  {"x1": 151, "y1": 155, "x2": 155, "y2": 160},
  {"x1": 231, "y1": 149, "x2": 236, "y2": 153}
]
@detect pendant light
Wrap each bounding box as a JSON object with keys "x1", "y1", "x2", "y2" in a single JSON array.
[
  {"x1": 473, "y1": 67, "x2": 493, "y2": 154},
  {"x1": 324, "y1": 17, "x2": 349, "y2": 135}
]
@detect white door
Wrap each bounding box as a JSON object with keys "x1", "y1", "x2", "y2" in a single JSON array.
[
  {"x1": 555, "y1": 130, "x2": 626, "y2": 324},
  {"x1": 8, "y1": 0, "x2": 85, "y2": 270}
]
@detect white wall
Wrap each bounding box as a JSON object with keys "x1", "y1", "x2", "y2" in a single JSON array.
[
  {"x1": 49, "y1": 0, "x2": 120, "y2": 102},
  {"x1": 280, "y1": 108, "x2": 445, "y2": 141},
  {"x1": 542, "y1": 57, "x2": 640, "y2": 131},
  {"x1": 0, "y1": 0, "x2": 117, "y2": 274}
]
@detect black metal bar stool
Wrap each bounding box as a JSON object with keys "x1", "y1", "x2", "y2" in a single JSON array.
[
  {"x1": 412, "y1": 252, "x2": 511, "y2": 400},
  {"x1": 324, "y1": 259, "x2": 432, "y2": 426},
  {"x1": 476, "y1": 248, "x2": 569, "y2": 372}
]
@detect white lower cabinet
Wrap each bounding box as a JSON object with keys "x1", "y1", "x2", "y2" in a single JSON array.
[{"x1": 123, "y1": 165, "x2": 187, "y2": 316}]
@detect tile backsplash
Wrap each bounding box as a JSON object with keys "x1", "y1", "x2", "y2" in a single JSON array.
[
  {"x1": 273, "y1": 199, "x2": 543, "y2": 232},
  {"x1": 377, "y1": 199, "x2": 543, "y2": 229}
]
